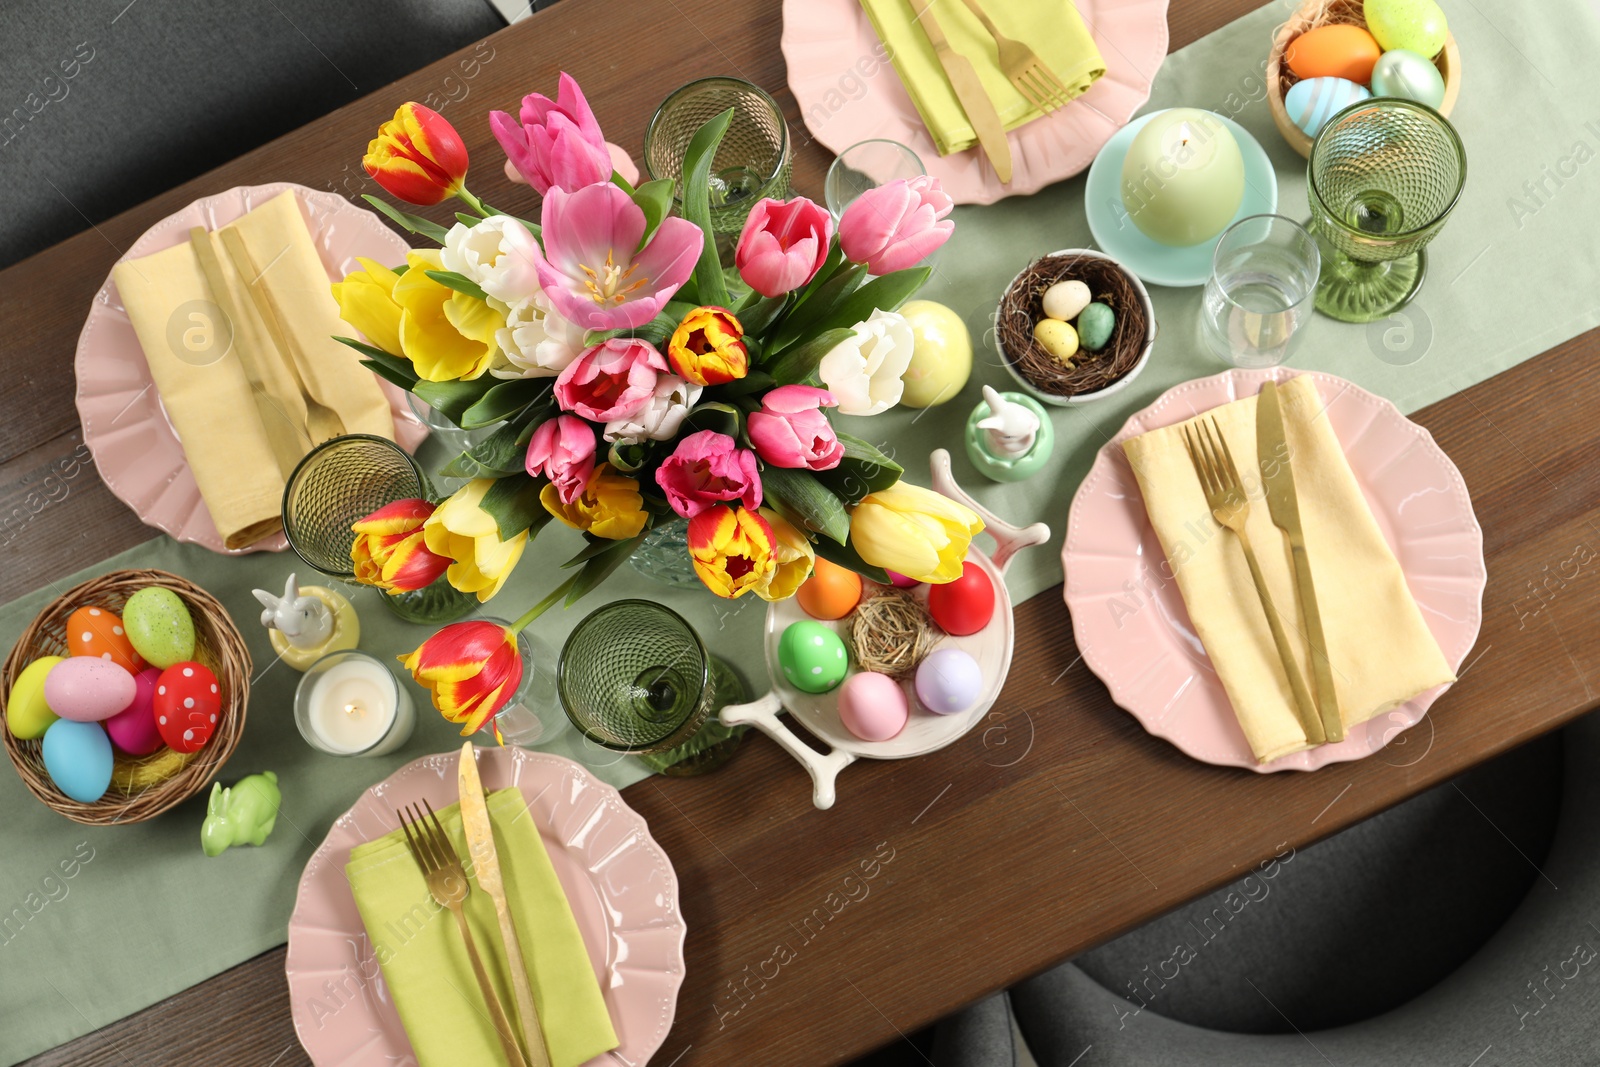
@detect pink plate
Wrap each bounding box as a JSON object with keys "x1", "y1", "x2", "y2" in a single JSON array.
[
  {"x1": 1062, "y1": 368, "x2": 1486, "y2": 772},
  {"x1": 286, "y1": 747, "x2": 686, "y2": 1066},
  {"x1": 781, "y1": 0, "x2": 1170, "y2": 204},
  {"x1": 74, "y1": 182, "x2": 428, "y2": 555}
]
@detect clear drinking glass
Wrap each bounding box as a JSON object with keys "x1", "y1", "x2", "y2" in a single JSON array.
[
  {"x1": 1200, "y1": 215, "x2": 1321, "y2": 368},
  {"x1": 824, "y1": 138, "x2": 925, "y2": 218},
  {"x1": 644, "y1": 77, "x2": 791, "y2": 243},
  {"x1": 558, "y1": 600, "x2": 746, "y2": 775}
]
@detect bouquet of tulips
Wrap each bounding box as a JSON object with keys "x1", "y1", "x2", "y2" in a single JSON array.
[{"x1": 332, "y1": 74, "x2": 982, "y2": 736}]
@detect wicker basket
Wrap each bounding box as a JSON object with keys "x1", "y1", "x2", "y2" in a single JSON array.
[
  {"x1": 1268, "y1": 0, "x2": 1461, "y2": 158},
  {"x1": 2, "y1": 569, "x2": 251, "y2": 825}
]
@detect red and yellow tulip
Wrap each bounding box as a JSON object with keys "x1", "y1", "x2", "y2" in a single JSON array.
[
  {"x1": 687, "y1": 505, "x2": 777, "y2": 599},
  {"x1": 364, "y1": 102, "x2": 470, "y2": 206},
  {"x1": 350, "y1": 498, "x2": 452, "y2": 593},
  {"x1": 757, "y1": 508, "x2": 815, "y2": 601},
  {"x1": 667, "y1": 306, "x2": 749, "y2": 386},
  {"x1": 400, "y1": 620, "x2": 523, "y2": 740}
]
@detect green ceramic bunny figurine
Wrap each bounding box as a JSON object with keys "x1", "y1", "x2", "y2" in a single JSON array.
[{"x1": 201, "y1": 771, "x2": 281, "y2": 857}]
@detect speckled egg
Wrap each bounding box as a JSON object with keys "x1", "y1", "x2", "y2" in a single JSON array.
[
  {"x1": 44, "y1": 656, "x2": 137, "y2": 723},
  {"x1": 1033, "y1": 318, "x2": 1079, "y2": 364},
  {"x1": 928, "y1": 562, "x2": 996, "y2": 637},
  {"x1": 41, "y1": 719, "x2": 114, "y2": 803},
  {"x1": 6, "y1": 655, "x2": 63, "y2": 740},
  {"x1": 836, "y1": 671, "x2": 909, "y2": 742},
  {"x1": 1364, "y1": 0, "x2": 1448, "y2": 58},
  {"x1": 153, "y1": 662, "x2": 221, "y2": 753},
  {"x1": 66, "y1": 606, "x2": 146, "y2": 674},
  {"x1": 797, "y1": 558, "x2": 863, "y2": 621},
  {"x1": 1286, "y1": 24, "x2": 1382, "y2": 84},
  {"x1": 778, "y1": 622, "x2": 849, "y2": 694},
  {"x1": 915, "y1": 648, "x2": 985, "y2": 715},
  {"x1": 123, "y1": 587, "x2": 196, "y2": 669},
  {"x1": 1077, "y1": 302, "x2": 1116, "y2": 352},
  {"x1": 1041, "y1": 280, "x2": 1092, "y2": 322},
  {"x1": 104, "y1": 667, "x2": 164, "y2": 756}
]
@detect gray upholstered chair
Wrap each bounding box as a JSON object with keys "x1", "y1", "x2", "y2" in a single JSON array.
[{"x1": 0, "y1": 0, "x2": 506, "y2": 267}]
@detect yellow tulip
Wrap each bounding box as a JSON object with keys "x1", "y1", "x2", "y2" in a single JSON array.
[
  {"x1": 540, "y1": 463, "x2": 648, "y2": 541},
  {"x1": 330, "y1": 256, "x2": 404, "y2": 355},
  {"x1": 756, "y1": 507, "x2": 814, "y2": 601},
  {"x1": 849, "y1": 482, "x2": 983, "y2": 584},
  {"x1": 423, "y1": 478, "x2": 528, "y2": 602},
  {"x1": 392, "y1": 249, "x2": 501, "y2": 382}
]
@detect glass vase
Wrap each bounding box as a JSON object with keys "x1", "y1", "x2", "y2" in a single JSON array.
[
  {"x1": 379, "y1": 576, "x2": 479, "y2": 624},
  {"x1": 628, "y1": 517, "x2": 704, "y2": 589}
]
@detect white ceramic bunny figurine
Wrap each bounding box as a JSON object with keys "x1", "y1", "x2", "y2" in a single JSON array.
[
  {"x1": 254, "y1": 574, "x2": 333, "y2": 650},
  {"x1": 976, "y1": 385, "x2": 1039, "y2": 458}
]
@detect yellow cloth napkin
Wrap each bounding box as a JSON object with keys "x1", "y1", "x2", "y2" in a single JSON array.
[
  {"x1": 858, "y1": 0, "x2": 1106, "y2": 156},
  {"x1": 345, "y1": 788, "x2": 618, "y2": 1067},
  {"x1": 1121, "y1": 375, "x2": 1456, "y2": 763},
  {"x1": 112, "y1": 190, "x2": 394, "y2": 549}
]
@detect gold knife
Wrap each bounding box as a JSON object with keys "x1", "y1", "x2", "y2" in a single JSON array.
[
  {"x1": 906, "y1": 0, "x2": 1013, "y2": 183},
  {"x1": 459, "y1": 742, "x2": 552, "y2": 1067},
  {"x1": 1256, "y1": 382, "x2": 1343, "y2": 743}
]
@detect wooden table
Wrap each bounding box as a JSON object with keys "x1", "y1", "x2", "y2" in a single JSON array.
[{"x1": 11, "y1": 0, "x2": 1599, "y2": 1063}]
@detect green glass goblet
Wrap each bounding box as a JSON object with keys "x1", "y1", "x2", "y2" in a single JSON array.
[
  {"x1": 1307, "y1": 99, "x2": 1466, "y2": 323},
  {"x1": 558, "y1": 599, "x2": 746, "y2": 776}
]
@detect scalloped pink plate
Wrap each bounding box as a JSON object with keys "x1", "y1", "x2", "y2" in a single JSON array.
[
  {"x1": 782, "y1": 0, "x2": 1170, "y2": 204},
  {"x1": 285, "y1": 747, "x2": 685, "y2": 1066},
  {"x1": 1063, "y1": 369, "x2": 1486, "y2": 772},
  {"x1": 74, "y1": 182, "x2": 428, "y2": 555}
]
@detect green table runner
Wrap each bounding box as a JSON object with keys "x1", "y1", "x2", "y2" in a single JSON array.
[{"x1": 4, "y1": 1, "x2": 1598, "y2": 1061}]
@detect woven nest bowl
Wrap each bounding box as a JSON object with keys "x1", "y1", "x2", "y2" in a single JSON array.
[
  {"x1": 1268, "y1": 0, "x2": 1461, "y2": 159},
  {"x1": 2, "y1": 569, "x2": 251, "y2": 825},
  {"x1": 994, "y1": 249, "x2": 1156, "y2": 406}
]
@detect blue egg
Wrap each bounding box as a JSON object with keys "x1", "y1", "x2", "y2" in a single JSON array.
[
  {"x1": 41, "y1": 719, "x2": 114, "y2": 803},
  {"x1": 1285, "y1": 77, "x2": 1372, "y2": 138}
]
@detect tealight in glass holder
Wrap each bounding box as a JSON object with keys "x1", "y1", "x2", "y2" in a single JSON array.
[{"x1": 295, "y1": 649, "x2": 416, "y2": 757}]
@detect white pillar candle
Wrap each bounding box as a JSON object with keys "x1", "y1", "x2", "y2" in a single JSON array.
[{"x1": 298, "y1": 652, "x2": 415, "y2": 756}]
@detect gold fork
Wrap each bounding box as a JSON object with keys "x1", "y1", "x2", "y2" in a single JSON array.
[
  {"x1": 957, "y1": 0, "x2": 1077, "y2": 114},
  {"x1": 399, "y1": 801, "x2": 532, "y2": 1067},
  {"x1": 1183, "y1": 419, "x2": 1326, "y2": 745}
]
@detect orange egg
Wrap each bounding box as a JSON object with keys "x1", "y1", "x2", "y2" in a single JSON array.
[
  {"x1": 66, "y1": 606, "x2": 146, "y2": 674},
  {"x1": 796, "y1": 558, "x2": 863, "y2": 621},
  {"x1": 1286, "y1": 24, "x2": 1382, "y2": 84}
]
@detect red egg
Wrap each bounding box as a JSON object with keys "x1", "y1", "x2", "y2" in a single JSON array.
[
  {"x1": 153, "y1": 662, "x2": 221, "y2": 753},
  {"x1": 66, "y1": 606, "x2": 146, "y2": 674},
  {"x1": 927, "y1": 561, "x2": 995, "y2": 636}
]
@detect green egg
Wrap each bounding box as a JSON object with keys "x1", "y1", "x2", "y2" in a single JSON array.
[
  {"x1": 777, "y1": 621, "x2": 849, "y2": 694},
  {"x1": 123, "y1": 588, "x2": 196, "y2": 669},
  {"x1": 1077, "y1": 302, "x2": 1116, "y2": 352}
]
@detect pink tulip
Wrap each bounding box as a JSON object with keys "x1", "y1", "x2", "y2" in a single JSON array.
[
  {"x1": 746, "y1": 385, "x2": 844, "y2": 471},
  {"x1": 525, "y1": 414, "x2": 597, "y2": 505},
  {"x1": 655, "y1": 430, "x2": 762, "y2": 519},
  {"x1": 490, "y1": 72, "x2": 613, "y2": 195},
  {"x1": 530, "y1": 182, "x2": 703, "y2": 331},
  {"x1": 554, "y1": 337, "x2": 670, "y2": 422},
  {"x1": 838, "y1": 175, "x2": 955, "y2": 275},
  {"x1": 734, "y1": 196, "x2": 833, "y2": 298}
]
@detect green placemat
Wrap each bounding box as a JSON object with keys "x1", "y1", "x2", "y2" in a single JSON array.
[{"x1": 4, "y1": 0, "x2": 1598, "y2": 1061}]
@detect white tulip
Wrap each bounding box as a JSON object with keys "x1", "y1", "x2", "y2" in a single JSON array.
[
  {"x1": 491, "y1": 290, "x2": 586, "y2": 379},
  {"x1": 440, "y1": 215, "x2": 541, "y2": 303},
  {"x1": 603, "y1": 375, "x2": 702, "y2": 444},
  {"x1": 817, "y1": 308, "x2": 915, "y2": 416}
]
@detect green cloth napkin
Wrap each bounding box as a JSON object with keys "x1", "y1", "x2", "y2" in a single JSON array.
[
  {"x1": 859, "y1": 0, "x2": 1105, "y2": 155},
  {"x1": 345, "y1": 788, "x2": 618, "y2": 1067}
]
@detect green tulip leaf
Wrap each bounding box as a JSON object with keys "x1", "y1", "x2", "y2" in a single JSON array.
[
  {"x1": 423, "y1": 270, "x2": 489, "y2": 303},
  {"x1": 632, "y1": 178, "x2": 677, "y2": 250},
  {"x1": 761, "y1": 467, "x2": 850, "y2": 545},
  {"x1": 478, "y1": 475, "x2": 552, "y2": 541},
  {"x1": 412, "y1": 377, "x2": 495, "y2": 424},
  {"x1": 440, "y1": 420, "x2": 528, "y2": 480},
  {"x1": 362, "y1": 194, "x2": 449, "y2": 244},
  {"x1": 764, "y1": 326, "x2": 855, "y2": 385},
  {"x1": 461, "y1": 377, "x2": 553, "y2": 429},
  {"x1": 813, "y1": 432, "x2": 903, "y2": 504},
  {"x1": 680, "y1": 108, "x2": 735, "y2": 310},
  {"x1": 810, "y1": 535, "x2": 892, "y2": 585}
]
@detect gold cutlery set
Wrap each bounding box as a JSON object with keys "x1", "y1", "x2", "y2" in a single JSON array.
[
  {"x1": 1182, "y1": 381, "x2": 1344, "y2": 745},
  {"x1": 907, "y1": 0, "x2": 1077, "y2": 182},
  {"x1": 398, "y1": 745, "x2": 553, "y2": 1067}
]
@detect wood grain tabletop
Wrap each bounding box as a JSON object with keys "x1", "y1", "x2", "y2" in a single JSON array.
[{"x1": 9, "y1": 0, "x2": 1599, "y2": 1064}]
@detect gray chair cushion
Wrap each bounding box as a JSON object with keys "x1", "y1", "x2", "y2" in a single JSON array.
[
  {"x1": 0, "y1": 0, "x2": 503, "y2": 267},
  {"x1": 933, "y1": 993, "x2": 1018, "y2": 1067}
]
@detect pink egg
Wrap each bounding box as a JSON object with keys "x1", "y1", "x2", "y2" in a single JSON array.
[
  {"x1": 836, "y1": 671, "x2": 909, "y2": 742},
  {"x1": 104, "y1": 667, "x2": 164, "y2": 755},
  {"x1": 886, "y1": 570, "x2": 922, "y2": 589},
  {"x1": 43, "y1": 657, "x2": 136, "y2": 722}
]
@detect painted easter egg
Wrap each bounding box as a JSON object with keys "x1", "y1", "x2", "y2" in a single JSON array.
[
  {"x1": 797, "y1": 557, "x2": 863, "y2": 621},
  {"x1": 836, "y1": 671, "x2": 908, "y2": 742},
  {"x1": 1077, "y1": 303, "x2": 1116, "y2": 352},
  {"x1": 153, "y1": 662, "x2": 221, "y2": 753},
  {"x1": 886, "y1": 571, "x2": 922, "y2": 589},
  {"x1": 44, "y1": 657, "x2": 137, "y2": 723},
  {"x1": 1285, "y1": 77, "x2": 1372, "y2": 139},
  {"x1": 123, "y1": 587, "x2": 196, "y2": 669},
  {"x1": 6, "y1": 655, "x2": 64, "y2": 739},
  {"x1": 915, "y1": 648, "x2": 985, "y2": 715},
  {"x1": 66, "y1": 606, "x2": 146, "y2": 673},
  {"x1": 41, "y1": 719, "x2": 114, "y2": 803},
  {"x1": 1041, "y1": 280, "x2": 1092, "y2": 322},
  {"x1": 928, "y1": 562, "x2": 996, "y2": 637},
  {"x1": 104, "y1": 667, "x2": 164, "y2": 756},
  {"x1": 898, "y1": 300, "x2": 972, "y2": 408},
  {"x1": 1369, "y1": 49, "x2": 1446, "y2": 108},
  {"x1": 1364, "y1": 0, "x2": 1448, "y2": 58},
  {"x1": 1033, "y1": 318, "x2": 1079, "y2": 364},
  {"x1": 1286, "y1": 24, "x2": 1382, "y2": 84},
  {"x1": 778, "y1": 622, "x2": 849, "y2": 694}
]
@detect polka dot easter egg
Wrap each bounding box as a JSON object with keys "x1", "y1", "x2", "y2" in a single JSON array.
[
  {"x1": 153, "y1": 662, "x2": 221, "y2": 753},
  {"x1": 123, "y1": 587, "x2": 196, "y2": 669},
  {"x1": 66, "y1": 606, "x2": 146, "y2": 673},
  {"x1": 778, "y1": 621, "x2": 849, "y2": 694}
]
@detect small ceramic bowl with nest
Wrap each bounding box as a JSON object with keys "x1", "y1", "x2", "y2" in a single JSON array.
[{"x1": 994, "y1": 249, "x2": 1156, "y2": 406}]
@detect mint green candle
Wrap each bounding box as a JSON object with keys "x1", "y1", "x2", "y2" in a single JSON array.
[{"x1": 1120, "y1": 109, "x2": 1245, "y2": 247}]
